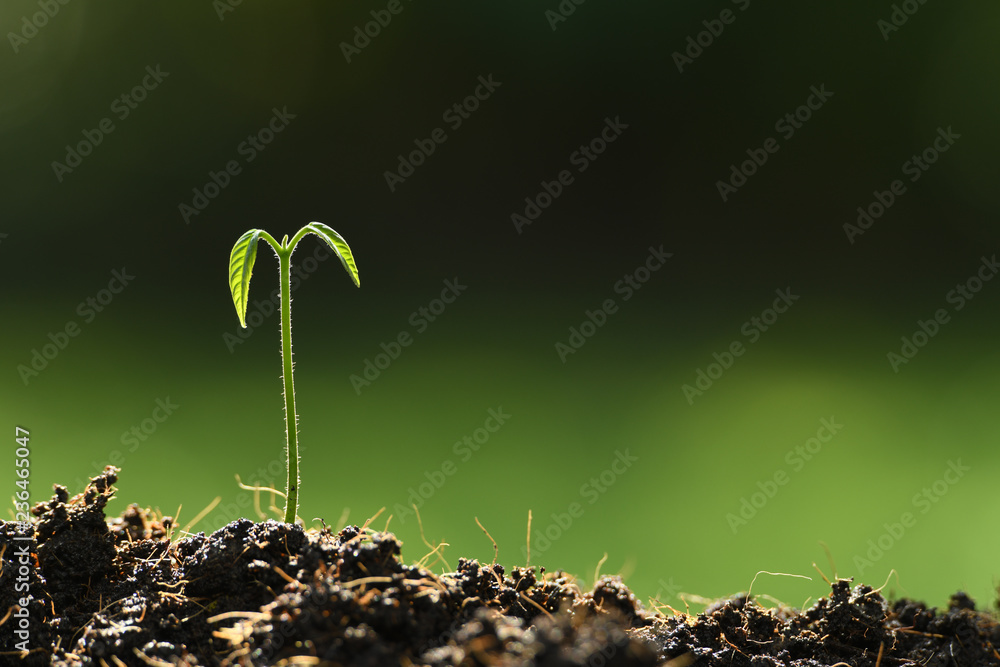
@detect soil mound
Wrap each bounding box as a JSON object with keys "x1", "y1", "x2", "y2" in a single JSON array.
[{"x1": 2, "y1": 468, "x2": 998, "y2": 666}]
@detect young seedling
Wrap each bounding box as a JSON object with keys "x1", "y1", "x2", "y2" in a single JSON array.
[{"x1": 228, "y1": 223, "x2": 360, "y2": 524}]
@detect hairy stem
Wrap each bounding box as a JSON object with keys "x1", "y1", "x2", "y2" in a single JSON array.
[
  {"x1": 278, "y1": 245, "x2": 299, "y2": 524},
  {"x1": 255, "y1": 227, "x2": 345, "y2": 524}
]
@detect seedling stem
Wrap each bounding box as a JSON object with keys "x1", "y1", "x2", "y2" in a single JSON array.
[{"x1": 228, "y1": 223, "x2": 360, "y2": 524}]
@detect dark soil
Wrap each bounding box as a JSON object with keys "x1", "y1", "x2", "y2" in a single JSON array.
[{"x1": 2, "y1": 468, "x2": 999, "y2": 666}]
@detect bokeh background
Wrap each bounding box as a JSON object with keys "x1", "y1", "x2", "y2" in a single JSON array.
[{"x1": 3, "y1": 2, "x2": 999, "y2": 612}]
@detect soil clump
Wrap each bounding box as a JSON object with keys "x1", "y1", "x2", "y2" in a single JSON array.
[{"x1": 2, "y1": 468, "x2": 998, "y2": 666}]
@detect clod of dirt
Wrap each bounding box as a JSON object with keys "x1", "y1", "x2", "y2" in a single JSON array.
[
  {"x1": 2, "y1": 467, "x2": 999, "y2": 666},
  {"x1": 634, "y1": 579, "x2": 1000, "y2": 666}
]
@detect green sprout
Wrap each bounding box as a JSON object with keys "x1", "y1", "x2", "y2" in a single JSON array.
[{"x1": 228, "y1": 222, "x2": 360, "y2": 524}]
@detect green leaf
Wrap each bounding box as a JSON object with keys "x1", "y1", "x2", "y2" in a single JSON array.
[
  {"x1": 303, "y1": 222, "x2": 361, "y2": 288},
  {"x1": 229, "y1": 229, "x2": 262, "y2": 328}
]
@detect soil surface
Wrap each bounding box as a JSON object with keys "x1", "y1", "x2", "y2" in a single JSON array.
[{"x1": 2, "y1": 467, "x2": 999, "y2": 666}]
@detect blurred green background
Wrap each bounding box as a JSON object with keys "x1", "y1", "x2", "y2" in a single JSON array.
[{"x1": 3, "y1": 2, "x2": 999, "y2": 613}]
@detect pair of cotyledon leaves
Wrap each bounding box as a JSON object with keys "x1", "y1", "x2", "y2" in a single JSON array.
[{"x1": 228, "y1": 222, "x2": 360, "y2": 328}]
